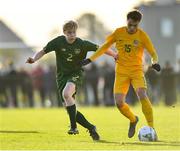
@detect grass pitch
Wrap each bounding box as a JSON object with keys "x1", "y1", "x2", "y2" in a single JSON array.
[{"x1": 0, "y1": 105, "x2": 180, "y2": 150}]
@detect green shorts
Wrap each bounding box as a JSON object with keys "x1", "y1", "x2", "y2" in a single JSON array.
[{"x1": 56, "y1": 71, "x2": 83, "y2": 103}]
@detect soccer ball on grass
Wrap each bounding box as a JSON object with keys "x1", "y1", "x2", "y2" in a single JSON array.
[{"x1": 138, "y1": 126, "x2": 157, "y2": 142}]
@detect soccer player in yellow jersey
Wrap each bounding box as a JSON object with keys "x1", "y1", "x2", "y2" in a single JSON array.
[{"x1": 80, "y1": 10, "x2": 161, "y2": 138}]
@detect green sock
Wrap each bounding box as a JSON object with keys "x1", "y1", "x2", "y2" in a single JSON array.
[
  {"x1": 66, "y1": 104, "x2": 77, "y2": 129},
  {"x1": 76, "y1": 111, "x2": 94, "y2": 130}
]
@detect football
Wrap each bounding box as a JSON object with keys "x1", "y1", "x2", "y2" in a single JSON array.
[{"x1": 138, "y1": 126, "x2": 157, "y2": 142}]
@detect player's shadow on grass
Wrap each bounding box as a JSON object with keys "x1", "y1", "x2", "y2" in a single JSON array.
[
  {"x1": 98, "y1": 140, "x2": 180, "y2": 147},
  {"x1": 0, "y1": 130, "x2": 39, "y2": 134}
]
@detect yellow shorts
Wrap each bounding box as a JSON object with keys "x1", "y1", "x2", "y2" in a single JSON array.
[{"x1": 114, "y1": 67, "x2": 147, "y2": 94}]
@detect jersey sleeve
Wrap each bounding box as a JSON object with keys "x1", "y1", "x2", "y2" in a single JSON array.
[
  {"x1": 142, "y1": 32, "x2": 158, "y2": 63},
  {"x1": 106, "y1": 30, "x2": 116, "y2": 43},
  {"x1": 83, "y1": 40, "x2": 99, "y2": 52},
  {"x1": 43, "y1": 38, "x2": 58, "y2": 54},
  {"x1": 89, "y1": 30, "x2": 116, "y2": 61}
]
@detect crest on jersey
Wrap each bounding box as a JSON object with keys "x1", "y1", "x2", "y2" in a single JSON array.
[
  {"x1": 72, "y1": 76, "x2": 79, "y2": 81},
  {"x1": 133, "y1": 40, "x2": 139, "y2": 46},
  {"x1": 62, "y1": 48, "x2": 66, "y2": 51},
  {"x1": 74, "y1": 49, "x2": 81, "y2": 54}
]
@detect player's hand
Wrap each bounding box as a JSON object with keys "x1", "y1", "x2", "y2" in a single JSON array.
[
  {"x1": 79, "y1": 58, "x2": 92, "y2": 66},
  {"x1": 152, "y1": 63, "x2": 161, "y2": 72},
  {"x1": 26, "y1": 57, "x2": 35, "y2": 64},
  {"x1": 113, "y1": 53, "x2": 119, "y2": 61}
]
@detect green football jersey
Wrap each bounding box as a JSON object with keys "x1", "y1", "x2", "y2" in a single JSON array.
[{"x1": 43, "y1": 35, "x2": 98, "y2": 77}]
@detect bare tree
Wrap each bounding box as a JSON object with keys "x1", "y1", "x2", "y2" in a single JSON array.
[{"x1": 77, "y1": 13, "x2": 111, "y2": 44}]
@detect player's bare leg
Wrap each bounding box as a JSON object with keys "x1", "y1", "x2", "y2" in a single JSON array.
[{"x1": 63, "y1": 82, "x2": 79, "y2": 135}]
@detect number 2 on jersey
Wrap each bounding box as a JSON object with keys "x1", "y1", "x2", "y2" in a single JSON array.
[{"x1": 67, "y1": 53, "x2": 73, "y2": 62}]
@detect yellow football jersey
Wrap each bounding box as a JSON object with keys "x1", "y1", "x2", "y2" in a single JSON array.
[{"x1": 90, "y1": 27, "x2": 158, "y2": 71}]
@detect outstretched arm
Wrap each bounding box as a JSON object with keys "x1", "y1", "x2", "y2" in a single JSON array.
[
  {"x1": 79, "y1": 39, "x2": 115, "y2": 66},
  {"x1": 26, "y1": 50, "x2": 46, "y2": 64},
  {"x1": 105, "y1": 49, "x2": 118, "y2": 60},
  {"x1": 89, "y1": 40, "x2": 114, "y2": 61},
  {"x1": 79, "y1": 30, "x2": 116, "y2": 66}
]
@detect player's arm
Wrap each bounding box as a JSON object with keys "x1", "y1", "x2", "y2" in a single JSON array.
[
  {"x1": 89, "y1": 40, "x2": 115, "y2": 61},
  {"x1": 26, "y1": 50, "x2": 46, "y2": 64},
  {"x1": 143, "y1": 33, "x2": 161, "y2": 71},
  {"x1": 79, "y1": 32, "x2": 116, "y2": 66},
  {"x1": 26, "y1": 37, "x2": 58, "y2": 64},
  {"x1": 105, "y1": 49, "x2": 118, "y2": 61}
]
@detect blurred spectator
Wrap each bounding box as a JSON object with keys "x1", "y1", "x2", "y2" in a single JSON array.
[
  {"x1": 0, "y1": 63, "x2": 61, "y2": 108},
  {"x1": 0, "y1": 71, "x2": 8, "y2": 107},
  {"x1": 6, "y1": 62, "x2": 18, "y2": 107},
  {"x1": 145, "y1": 66, "x2": 160, "y2": 105},
  {"x1": 101, "y1": 62, "x2": 115, "y2": 106},
  {"x1": 176, "y1": 59, "x2": 180, "y2": 96},
  {"x1": 18, "y1": 68, "x2": 34, "y2": 107},
  {"x1": 43, "y1": 65, "x2": 58, "y2": 107},
  {"x1": 84, "y1": 63, "x2": 100, "y2": 106},
  {"x1": 160, "y1": 61, "x2": 177, "y2": 106},
  {"x1": 31, "y1": 65, "x2": 45, "y2": 107}
]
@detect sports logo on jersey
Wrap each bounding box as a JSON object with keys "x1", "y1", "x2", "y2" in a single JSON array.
[
  {"x1": 74, "y1": 49, "x2": 81, "y2": 54},
  {"x1": 72, "y1": 76, "x2": 79, "y2": 81},
  {"x1": 62, "y1": 48, "x2": 66, "y2": 51},
  {"x1": 133, "y1": 40, "x2": 139, "y2": 46}
]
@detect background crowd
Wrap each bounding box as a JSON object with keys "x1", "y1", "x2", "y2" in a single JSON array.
[{"x1": 0, "y1": 60, "x2": 179, "y2": 108}]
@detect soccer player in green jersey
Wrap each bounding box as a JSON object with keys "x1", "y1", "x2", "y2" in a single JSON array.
[{"x1": 26, "y1": 20, "x2": 118, "y2": 140}]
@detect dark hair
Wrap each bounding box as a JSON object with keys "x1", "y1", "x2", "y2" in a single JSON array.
[{"x1": 127, "y1": 10, "x2": 142, "y2": 21}]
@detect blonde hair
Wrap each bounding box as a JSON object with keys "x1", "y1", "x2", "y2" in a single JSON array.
[{"x1": 63, "y1": 20, "x2": 78, "y2": 31}]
